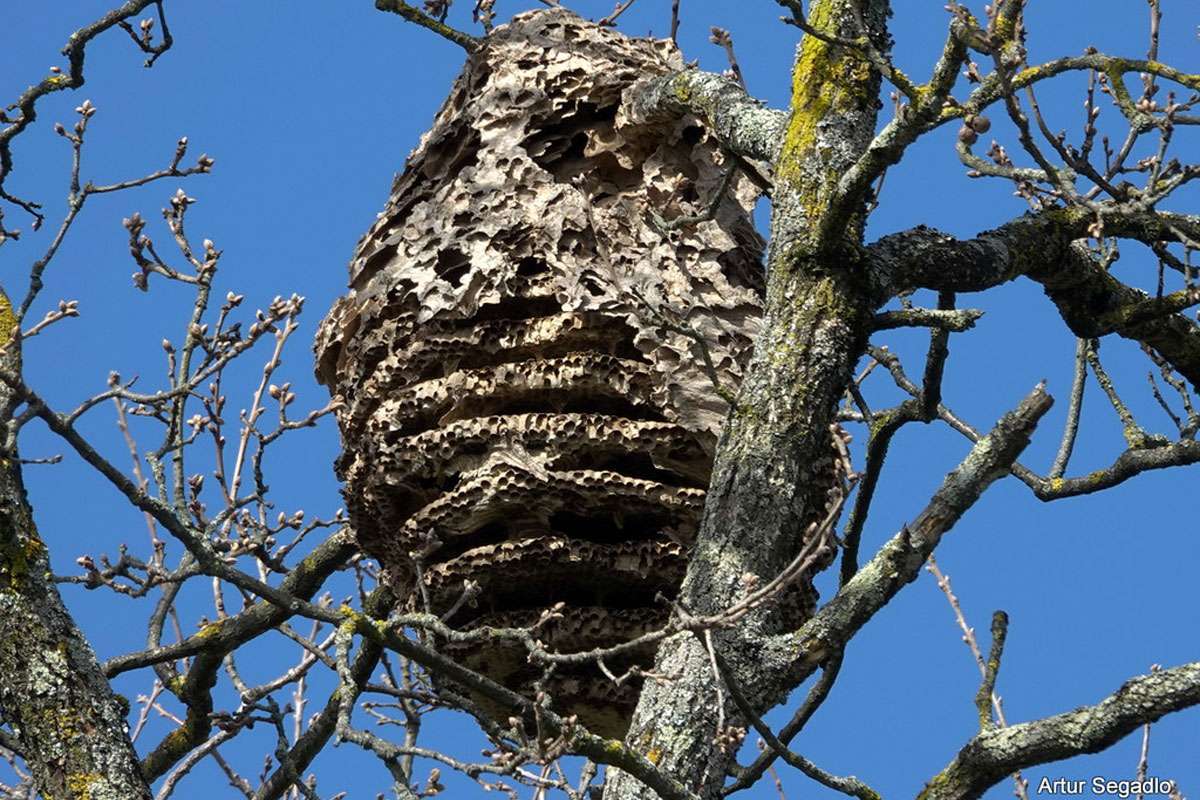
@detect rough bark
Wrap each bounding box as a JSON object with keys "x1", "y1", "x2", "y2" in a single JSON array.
[
  {"x1": 867, "y1": 210, "x2": 1200, "y2": 391},
  {"x1": 919, "y1": 662, "x2": 1200, "y2": 800},
  {"x1": 0, "y1": 290, "x2": 151, "y2": 799},
  {"x1": 778, "y1": 386, "x2": 1052, "y2": 670},
  {"x1": 624, "y1": 70, "x2": 787, "y2": 164},
  {"x1": 606, "y1": 2, "x2": 892, "y2": 796}
]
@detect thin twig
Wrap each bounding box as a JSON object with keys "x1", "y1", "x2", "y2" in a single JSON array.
[
  {"x1": 1049, "y1": 338, "x2": 1088, "y2": 478},
  {"x1": 598, "y1": 0, "x2": 637, "y2": 27}
]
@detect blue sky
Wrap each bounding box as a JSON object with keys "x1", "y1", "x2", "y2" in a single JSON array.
[{"x1": 2, "y1": 1, "x2": 1198, "y2": 798}]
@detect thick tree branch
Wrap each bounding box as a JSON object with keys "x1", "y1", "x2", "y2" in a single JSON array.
[
  {"x1": 624, "y1": 70, "x2": 787, "y2": 163},
  {"x1": 779, "y1": 384, "x2": 1052, "y2": 671},
  {"x1": 839, "y1": 398, "x2": 919, "y2": 585},
  {"x1": 1048, "y1": 338, "x2": 1088, "y2": 479},
  {"x1": 919, "y1": 662, "x2": 1200, "y2": 800},
  {"x1": 974, "y1": 611, "x2": 1008, "y2": 731},
  {"x1": 867, "y1": 211, "x2": 1200, "y2": 389}
]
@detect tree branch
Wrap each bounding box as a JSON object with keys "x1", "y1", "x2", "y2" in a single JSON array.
[
  {"x1": 0, "y1": 0, "x2": 166, "y2": 236},
  {"x1": 373, "y1": 0, "x2": 480, "y2": 52},
  {"x1": 779, "y1": 384, "x2": 1052, "y2": 671},
  {"x1": 724, "y1": 654, "x2": 844, "y2": 795},
  {"x1": 623, "y1": 70, "x2": 787, "y2": 163},
  {"x1": 974, "y1": 611, "x2": 1008, "y2": 731},
  {"x1": 713, "y1": 650, "x2": 879, "y2": 800},
  {"x1": 871, "y1": 307, "x2": 983, "y2": 332},
  {"x1": 920, "y1": 662, "x2": 1200, "y2": 800},
  {"x1": 867, "y1": 212, "x2": 1200, "y2": 389}
]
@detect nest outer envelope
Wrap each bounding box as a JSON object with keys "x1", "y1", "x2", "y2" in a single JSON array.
[{"x1": 315, "y1": 7, "x2": 781, "y2": 737}]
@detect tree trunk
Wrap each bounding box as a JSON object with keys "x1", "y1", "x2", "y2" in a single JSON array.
[
  {"x1": 606, "y1": 1, "x2": 890, "y2": 796},
  {"x1": 0, "y1": 290, "x2": 151, "y2": 800}
]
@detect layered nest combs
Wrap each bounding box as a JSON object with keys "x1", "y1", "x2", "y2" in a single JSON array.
[{"x1": 315, "y1": 8, "x2": 766, "y2": 736}]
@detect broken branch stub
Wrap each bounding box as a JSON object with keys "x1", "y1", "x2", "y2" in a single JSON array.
[{"x1": 315, "y1": 8, "x2": 765, "y2": 736}]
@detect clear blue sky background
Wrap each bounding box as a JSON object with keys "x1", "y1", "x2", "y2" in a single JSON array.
[{"x1": 1, "y1": 2, "x2": 1197, "y2": 798}]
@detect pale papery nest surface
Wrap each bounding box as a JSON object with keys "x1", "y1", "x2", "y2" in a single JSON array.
[{"x1": 315, "y1": 6, "x2": 768, "y2": 735}]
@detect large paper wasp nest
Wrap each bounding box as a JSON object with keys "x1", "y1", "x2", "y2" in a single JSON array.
[{"x1": 315, "y1": 8, "x2": 765, "y2": 736}]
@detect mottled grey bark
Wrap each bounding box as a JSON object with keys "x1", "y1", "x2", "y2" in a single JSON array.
[
  {"x1": 605, "y1": 1, "x2": 893, "y2": 796},
  {"x1": 0, "y1": 290, "x2": 151, "y2": 799},
  {"x1": 919, "y1": 662, "x2": 1200, "y2": 800},
  {"x1": 867, "y1": 211, "x2": 1200, "y2": 390},
  {"x1": 624, "y1": 70, "x2": 788, "y2": 164},
  {"x1": 777, "y1": 387, "x2": 1052, "y2": 668}
]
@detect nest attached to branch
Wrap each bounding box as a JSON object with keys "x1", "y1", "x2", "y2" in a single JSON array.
[{"x1": 316, "y1": 8, "x2": 768, "y2": 736}]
